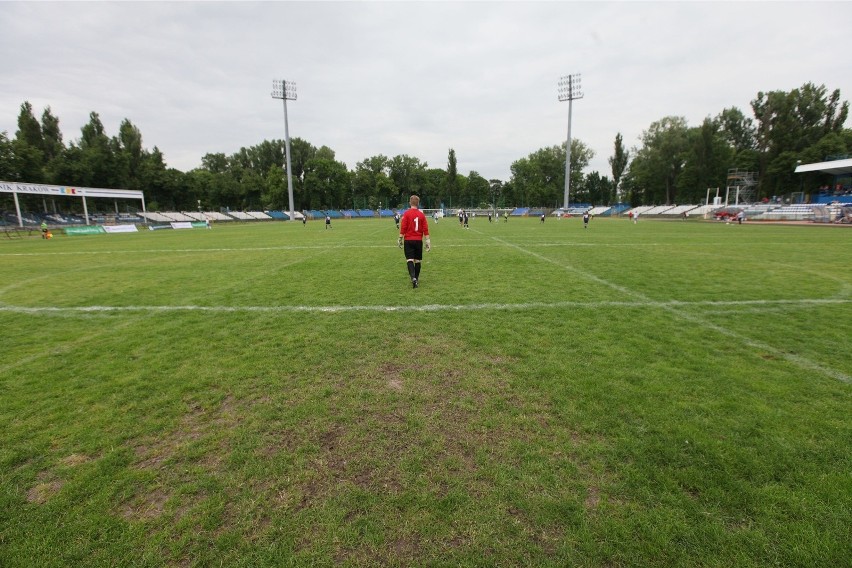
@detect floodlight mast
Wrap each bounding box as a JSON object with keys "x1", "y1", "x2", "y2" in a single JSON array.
[
  {"x1": 558, "y1": 74, "x2": 583, "y2": 211},
  {"x1": 272, "y1": 79, "x2": 297, "y2": 221}
]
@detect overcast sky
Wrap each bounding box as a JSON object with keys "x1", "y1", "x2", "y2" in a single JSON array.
[{"x1": 1, "y1": 1, "x2": 850, "y2": 183}]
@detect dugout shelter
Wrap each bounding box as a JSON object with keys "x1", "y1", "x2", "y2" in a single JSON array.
[{"x1": 0, "y1": 180, "x2": 147, "y2": 227}]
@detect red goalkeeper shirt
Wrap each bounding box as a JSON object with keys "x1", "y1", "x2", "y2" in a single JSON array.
[{"x1": 400, "y1": 207, "x2": 429, "y2": 241}]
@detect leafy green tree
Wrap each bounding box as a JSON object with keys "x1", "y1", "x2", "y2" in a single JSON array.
[
  {"x1": 629, "y1": 116, "x2": 689, "y2": 204},
  {"x1": 488, "y1": 179, "x2": 505, "y2": 209},
  {"x1": 0, "y1": 132, "x2": 13, "y2": 179},
  {"x1": 446, "y1": 148, "x2": 457, "y2": 205},
  {"x1": 40, "y1": 107, "x2": 64, "y2": 179},
  {"x1": 116, "y1": 119, "x2": 144, "y2": 185},
  {"x1": 16, "y1": 102, "x2": 43, "y2": 149},
  {"x1": 388, "y1": 154, "x2": 428, "y2": 207},
  {"x1": 582, "y1": 171, "x2": 614, "y2": 205},
  {"x1": 609, "y1": 132, "x2": 629, "y2": 202},
  {"x1": 304, "y1": 154, "x2": 350, "y2": 209},
  {"x1": 510, "y1": 139, "x2": 592, "y2": 207},
  {"x1": 465, "y1": 171, "x2": 490, "y2": 208},
  {"x1": 715, "y1": 107, "x2": 755, "y2": 154},
  {"x1": 752, "y1": 83, "x2": 849, "y2": 196},
  {"x1": 353, "y1": 155, "x2": 392, "y2": 208},
  {"x1": 420, "y1": 168, "x2": 446, "y2": 209},
  {"x1": 77, "y1": 112, "x2": 123, "y2": 189},
  {"x1": 201, "y1": 152, "x2": 229, "y2": 174},
  {"x1": 263, "y1": 164, "x2": 287, "y2": 210},
  {"x1": 677, "y1": 118, "x2": 734, "y2": 203},
  {"x1": 13, "y1": 102, "x2": 45, "y2": 182},
  {"x1": 137, "y1": 148, "x2": 184, "y2": 210}
]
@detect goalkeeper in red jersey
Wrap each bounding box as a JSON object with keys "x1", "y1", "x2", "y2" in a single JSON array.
[{"x1": 397, "y1": 194, "x2": 431, "y2": 289}]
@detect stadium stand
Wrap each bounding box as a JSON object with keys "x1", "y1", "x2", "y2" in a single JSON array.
[
  {"x1": 758, "y1": 204, "x2": 817, "y2": 221},
  {"x1": 609, "y1": 203, "x2": 632, "y2": 216},
  {"x1": 358, "y1": 209, "x2": 375, "y2": 217},
  {"x1": 204, "y1": 211, "x2": 233, "y2": 221},
  {"x1": 378, "y1": 209, "x2": 395, "y2": 217},
  {"x1": 138, "y1": 212, "x2": 174, "y2": 223},
  {"x1": 686, "y1": 205, "x2": 715, "y2": 217},
  {"x1": 625, "y1": 205, "x2": 654, "y2": 217},
  {"x1": 245, "y1": 211, "x2": 272, "y2": 220},
  {"x1": 227, "y1": 211, "x2": 254, "y2": 220},
  {"x1": 588, "y1": 206, "x2": 611, "y2": 216},
  {"x1": 642, "y1": 205, "x2": 675, "y2": 215},
  {"x1": 663, "y1": 205, "x2": 699, "y2": 217},
  {"x1": 160, "y1": 212, "x2": 194, "y2": 222},
  {"x1": 510, "y1": 207, "x2": 530, "y2": 216}
]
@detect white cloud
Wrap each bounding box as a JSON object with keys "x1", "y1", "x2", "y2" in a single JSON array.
[{"x1": 1, "y1": 1, "x2": 849, "y2": 183}]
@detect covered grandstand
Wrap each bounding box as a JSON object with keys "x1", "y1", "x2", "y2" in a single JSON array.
[{"x1": 1, "y1": 180, "x2": 147, "y2": 227}]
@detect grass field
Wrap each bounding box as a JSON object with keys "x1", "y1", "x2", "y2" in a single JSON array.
[{"x1": 1, "y1": 216, "x2": 850, "y2": 567}]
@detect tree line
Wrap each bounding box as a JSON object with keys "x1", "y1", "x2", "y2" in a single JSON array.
[{"x1": 1, "y1": 81, "x2": 849, "y2": 213}]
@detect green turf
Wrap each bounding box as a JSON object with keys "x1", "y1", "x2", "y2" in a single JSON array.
[{"x1": 1, "y1": 217, "x2": 850, "y2": 567}]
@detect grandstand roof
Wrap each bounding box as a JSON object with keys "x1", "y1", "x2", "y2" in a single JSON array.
[{"x1": 794, "y1": 158, "x2": 852, "y2": 176}]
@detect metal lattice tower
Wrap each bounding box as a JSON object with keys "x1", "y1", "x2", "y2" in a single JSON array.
[{"x1": 726, "y1": 169, "x2": 758, "y2": 205}]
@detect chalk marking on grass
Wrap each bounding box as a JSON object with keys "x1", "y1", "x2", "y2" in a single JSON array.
[
  {"x1": 3, "y1": 299, "x2": 849, "y2": 383},
  {"x1": 0, "y1": 241, "x2": 688, "y2": 258},
  {"x1": 1, "y1": 298, "x2": 848, "y2": 315},
  {"x1": 489, "y1": 235, "x2": 852, "y2": 384}
]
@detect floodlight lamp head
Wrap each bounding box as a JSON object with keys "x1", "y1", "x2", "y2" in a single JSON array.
[
  {"x1": 284, "y1": 81, "x2": 297, "y2": 101},
  {"x1": 272, "y1": 79, "x2": 297, "y2": 100},
  {"x1": 557, "y1": 73, "x2": 583, "y2": 101}
]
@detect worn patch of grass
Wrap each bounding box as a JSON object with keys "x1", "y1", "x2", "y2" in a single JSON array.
[{"x1": 1, "y1": 217, "x2": 850, "y2": 566}]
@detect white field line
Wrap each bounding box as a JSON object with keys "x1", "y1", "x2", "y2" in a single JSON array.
[
  {"x1": 0, "y1": 242, "x2": 662, "y2": 257},
  {"x1": 488, "y1": 235, "x2": 851, "y2": 384},
  {"x1": 0, "y1": 239, "x2": 831, "y2": 258},
  {"x1": 1, "y1": 298, "x2": 847, "y2": 315}
]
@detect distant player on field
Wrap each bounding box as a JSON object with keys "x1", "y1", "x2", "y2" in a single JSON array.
[
  {"x1": 398, "y1": 194, "x2": 430, "y2": 289},
  {"x1": 583, "y1": 211, "x2": 590, "y2": 228}
]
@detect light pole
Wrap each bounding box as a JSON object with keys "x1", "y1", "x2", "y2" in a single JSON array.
[
  {"x1": 558, "y1": 73, "x2": 583, "y2": 211},
  {"x1": 272, "y1": 79, "x2": 297, "y2": 221}
]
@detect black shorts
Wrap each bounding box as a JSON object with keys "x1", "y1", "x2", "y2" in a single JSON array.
[{"x1": 403, "y1": 240, "x2": 423, "y2": 261}]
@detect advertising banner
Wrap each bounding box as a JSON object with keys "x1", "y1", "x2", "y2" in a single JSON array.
[
  {"x1": 65, "y1": 226, "x2": 106, "y2": 236},
  {"x1": 102, "y1": 224, "x2": 138, "y2": 233}
]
